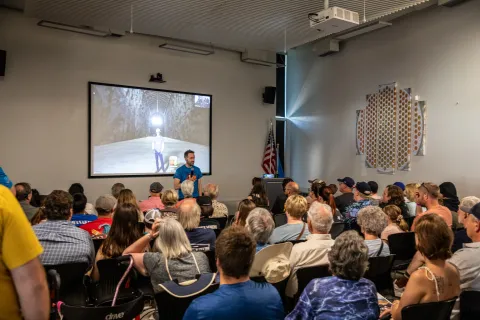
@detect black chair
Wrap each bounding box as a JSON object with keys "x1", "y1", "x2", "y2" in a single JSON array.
[
  {"x1": 204, "y1": 250, "x2": 217, "y2": 272},
  {"x1": 44, "y1": 262, "x2": 90, "y2": 306},
  {"x1": 388, "y1": 232, "x2": 416, "y2": 270},
  {"x1": 214, "y1": 229, "x2": 222, "y2": 238},
  {"x1": 364, "y1": 255, "x2": 395, "y2": 297},
  {"x1": 401, "y1": 297, "x2": 457, "y2": 320},
  {"x1": 93, "y1": 258, "x2": 138, "y2": 305},
  {"x1": 329, "y1": 222, "x2": 345, "y2": 239},
  {"x1": 92, "y1": 239, "x2": 104, "y2": 255},
  {"x1": 211, "y1": 217, "x2": 227, "y2": 229},
  {"x1": 460, "y1": 291, "x2": 480, "y2": 320},
  {"x1": 274, "y1": 213, "x2": 287, "y2": 227},
  {"x1": 295, "y1": 265, "x2": 331, "y2": 304}
]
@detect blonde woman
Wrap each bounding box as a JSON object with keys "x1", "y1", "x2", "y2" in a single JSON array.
[
  {"x1": 117, "y1": 189, "x2": 143, "y2": 222},
  {"x1": 381, "y1": 205, "x2": 409, "y2": 242},
  {"x1": 160, "y1": 189, "x2": 179, "y2": 219},
  {"x1": 269, "y1": 195, "x2": 310, "y2": 243},
  {"x1": 203, "y1": 183, "x2": 228, "y2": 218},
  {"x1": 405, "y1": 183, "x2": 422, "y2": 217},
  {"x1": 123, "y1": 218, "x2": 210, "y2": 293}
]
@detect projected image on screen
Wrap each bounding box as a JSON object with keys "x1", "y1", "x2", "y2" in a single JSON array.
[{"x1": 89, "y1": 82, "x2": 212, "y2": 177}]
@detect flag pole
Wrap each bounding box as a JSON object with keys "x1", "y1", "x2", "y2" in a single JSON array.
[{"x1": 269, "y1": 120, "x2": 273, "y2": 174}]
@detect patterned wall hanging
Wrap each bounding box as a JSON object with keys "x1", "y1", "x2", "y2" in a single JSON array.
[
  {"x1": 356, "y1": 110, "x2": 365, "y2": 155},
  {"x1": 365, "y1": 94, "x2": 378, "y2": 168},
  {"x1": 376, "y1": 83, "x2": 397, "y2": 175},
  {"x1": 397, "y1": 88, "x2": 412, "y2": 171},
  {"x1": 412, "y1": 101, "x2": 427, "y2": 156}
]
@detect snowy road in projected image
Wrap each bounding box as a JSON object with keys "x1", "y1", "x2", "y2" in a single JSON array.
[{"x1": 93, "y1": 137, "x2": 209, "y2": 175}]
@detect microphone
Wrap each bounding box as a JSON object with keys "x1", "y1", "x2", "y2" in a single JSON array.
[{"x1": 191, "y1": 168, "x2": 195, "y2": 178}]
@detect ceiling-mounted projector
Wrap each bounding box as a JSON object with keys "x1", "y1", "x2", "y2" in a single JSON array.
[{"x1": 309, "y1": 7, "x2": 360, "y2": 34}]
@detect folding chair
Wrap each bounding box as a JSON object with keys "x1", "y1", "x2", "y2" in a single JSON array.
[
  {"x1": 388, "y1": 232, "x2": 416, "y2": 270},
  {"x1": 460, "y1": 290, "x2": 480, "y2": 320},
  {"x1": 363, "y1": 255, "x2": 395, "y2": 297},
  {"x1": 401, "y1": 297, "x2": 457, "y2": 320},
  {"x1": 44, "y1": 262, "x2": 90, "y2": 306},
  {"x1": 273, "y1": 213, "x2": 287, "y2": 227},
  {"x1": 329, "y1": 222, "x2": 345, "y2": 239},
  {"x1": 294, "y1": 265, "x2": 331, "y2": 305},
  {"x1": 93, "y1": 258, "x2": 137, "y2": 305}
]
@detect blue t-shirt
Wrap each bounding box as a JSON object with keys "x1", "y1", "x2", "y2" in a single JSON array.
[
  {"x1": 71, "y1": 214, "x2": 97, "y2": 227},
  {"x1": 183, "y1": 280, "x2": 284, "y2": 320},
  {"x1": 174, "y1": 165, "x2": 203, "y2": 199},
  {"x1": 286, "y1": 276, "x2": 379, "y2": 320}
]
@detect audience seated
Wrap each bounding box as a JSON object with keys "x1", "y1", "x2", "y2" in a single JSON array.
[
  {"x1": 286, "y1": 202, "x2": 335, "y2": 298},
  {"x1": 176, "y1": 180, "x2": 196, "y2": 208},
  {"x1": 357, "y1": 206, "x2": 390, "y2": 257},
  {"x1": 124, "y1": 218, "x2": 210, "y2": 293},
  {"x1": 345, "y1": 182, "x2": 373, "y2": 219},
  {"x1": 91, "y1": 203, "x2": 143, "y2": 281},
  {"x1": 381, "y1": 205, "x2": 408, "y2": 242},
  {"x1": 234, "y1": 199, "x2": 256, "y2": 227},
  {"x1": 183, "y1": 226, "x2": 284, "y2": 320},
  {"x1": 328, "y1": 183, "x2": 338, "y2": 196},
  {"x1": 33, "y1": 190, "x2": 94, "y2": 265},
  {"x1": 270, "y1": 195, "x2": 310, "y2": 243},
  {"x1": 286, "y1": 231, "x2": 379, "y2": 319},
  {"x1": 70, "y1": 193, "x2": 97, "y2": 227},
  {"x1": 203, "y1": 183, "x2": 228, "y2": 217},
  {"x1": 306, "y1": 179, "x2": 326, "y2": 207},
  {"x1": 335, "y1": 177, "x2": 355, "y2": 214},
  {"x1": 139, "y1": 182, "x2": 164, "y2": 213},
  {"x1": 117, "y1": 189, "x2": 143, "y2": 222},
  {"x1": 380, "y1": 185, "x2": 410, "y2": 220},
  {"x1": 197, "y1": 196, "x2": 220, "y2": 229},
  {"x1": 393, "y1": 181, "x2": 406, "y2": 192},
  {"x1": 80, "y1": 195, "x2": 116, "y2": 236},
  {"x1": 14, "y1": 182, "x2": 37, "y2": 221},
  {"x1": 405, "y1": 183, "x2": 422, "y2": 217},
  {"x1": 159, "y1": 189, "x2": 178, "y2": 219},
  {"x1": 68, "y1": 182, "x2": 96, "y2": 215},
  {"x1": 368, "y1": 181, "x2": 381, "y2": 205},
  {"x1": 248, "y1": 183, "x2": 269, "y2": 208},
  {"x1": 440, "y1": 182, "x2": 460, "y2": 230},
  {"x1": 311, "y1": 183, "x2": 341, "y2": 221},
  {"x1": 111, "y1": 182, "x2": 125, "y2": 199},
  {"x1": 178, "y1": 201, "x2": 216, "y2": 251},
  {"x1": 245, "y1": 207, "x2": 275, "y2": 252},
  {"x1": 271, "y1": 178, "x2": 294, "y2": 214},
  {"x1": 412, "y1": 182, "x2": 452, "y2": 230},
  {"x1": 381, "y1": 214, "x2": 460, "y2": 319},
  {"x1": 452, "y1": 196, "x2": 479, "y2": 252}
]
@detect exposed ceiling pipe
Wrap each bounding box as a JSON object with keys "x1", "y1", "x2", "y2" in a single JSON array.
[{"x1": 324, "y1": 0, "x2": 329, "y2": 10}]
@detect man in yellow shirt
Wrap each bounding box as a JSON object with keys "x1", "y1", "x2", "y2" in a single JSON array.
[{"x1": 0, "y1": 183, "x2": 50, "y2": 319}]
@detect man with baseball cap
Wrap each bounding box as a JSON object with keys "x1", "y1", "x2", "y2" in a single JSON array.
[
  {"x1": 139, "y1": 182, "x2": 165, "y2": 213},
  {"x1": 335, "y1": 177, "x2": 355, "y2": 215},
  {"x1": 345, "y1": 182, "x2": 373, "y2": 219},
  {"x1": 81, "y1": 195, "x2": 117, "y2": 236}
]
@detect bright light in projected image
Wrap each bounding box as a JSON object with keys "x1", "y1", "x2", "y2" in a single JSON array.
[{"x1": 151, "y1": 116, "x2": 163, "y2": 126}]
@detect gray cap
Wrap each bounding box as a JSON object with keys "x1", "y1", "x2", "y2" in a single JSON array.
[
  {"x1": 95, "y1": 194, "x2": 117, "y2": 211},
  {"x1": 150, "y1": 182, "x2": 164, "y2": 193}
]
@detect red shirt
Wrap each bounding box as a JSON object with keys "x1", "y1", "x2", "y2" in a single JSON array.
[
  {"x1": 80, "y1": 217, "x2": 113, "y2": 235},
  {"x1": 139, "y1": 196, "x2": 164, "y2": 212}
]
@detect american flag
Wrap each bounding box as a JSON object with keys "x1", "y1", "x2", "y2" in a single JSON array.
[{"x1": 262, "y1": 124, "x2": 277, "y2": 174}]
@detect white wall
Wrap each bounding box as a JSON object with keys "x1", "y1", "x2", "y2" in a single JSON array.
[
  {"x1": 286, "y1": 1, "x2": 480, "y2": 198},
  {"x1": 0, "y1": 9, "x2": 275, "y2": 203}
]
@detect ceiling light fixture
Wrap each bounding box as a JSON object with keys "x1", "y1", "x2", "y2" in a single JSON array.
[
  {"x1": 37, "y1": 21, "x2": 111, "y2": 37},
  {"x1": 158, "y1": 42, "x2": 214, "y2": 55}
]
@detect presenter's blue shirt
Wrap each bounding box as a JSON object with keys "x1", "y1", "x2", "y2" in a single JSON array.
[
  {"x1": 71, "y1": 214, "x2": 98, "y2": 227},
  {"x1": 174, "y1": 165, "x2": 203, "y2": 199},
  {"x1": 183, "y1": 280, "x2": 284, "y2": 320}
]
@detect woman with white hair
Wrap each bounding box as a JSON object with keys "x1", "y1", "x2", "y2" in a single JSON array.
[
  {"x1": 175, "y1": 180, "x2": 196, "y2": 208},
  {"x1": 203, "y1": 183, "x2": 228, "y2": 217},
  {"x1": 123, "y1": 218, "x2": 211, "y2": 292},
  {"x1": 357, "y1": 206, "x2": 390, "y2": 257},
  {"x1": 245, "y1": 208, "x2": 275, "y2": 252}
]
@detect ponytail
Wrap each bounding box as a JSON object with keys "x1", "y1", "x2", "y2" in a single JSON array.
[
  {"x1": 328, "y1": 194, "x2": 337, "y2": 213},
  {"x1": 397, "y1": 215, "x2": 410, "y2": 232}
]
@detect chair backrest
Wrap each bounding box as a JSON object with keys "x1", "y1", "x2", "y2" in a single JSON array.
[
  {"x1": 388, "y1": 232, "x2": 416, "y2": 261},
  {"x1": 44, "y1": 262, "x2": 90, "y2": 305},
  {"x1": 401, "y1": 297, "x2": 457, "y2": 320},
  {"x1": 93, "y1": 239, "x2": 104, "y2": 255},
  {"x1": 211, "y1": 217, "x2": 227, "y2": 229},
  {"x1": 295, "y1": 265, "x2": 331, "y2": 303},
  {"x1": 204, "y1": 250, "x2": 217, "y2": 272},
  {"x1": 329, "y1": 222, "x2": 345, "y2": 239},
  {"x1": 363, "y1": 255, "x2": 395, "y2": 296},
  {"x1": 94, "y1": 258, "x2": 137, "y2": 304},
  {"x1": 460, "y1": 290, "x2": 480, "y2": 320},
  {"x1": 273, "y1": 213, "x2": 287, "y2": 227}
]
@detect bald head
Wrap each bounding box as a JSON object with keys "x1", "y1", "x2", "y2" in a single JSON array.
[
  {"x1": 307, "y1": 202, "x2": 333, "y2": 233},
  {"x1": 15, "y1": 182, "x2": 32, "y2": 202},
  {"x1": 286, "y1": 182, "x2": 300, "y2": 196}
]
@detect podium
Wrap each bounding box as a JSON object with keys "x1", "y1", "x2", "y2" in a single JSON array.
[{"x1": 261, "y1": 178, "x2": 285, "y2": 211}]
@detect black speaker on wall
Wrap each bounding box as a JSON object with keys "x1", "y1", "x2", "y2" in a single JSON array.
[
  {"x1": 263, "y1": 86, "x2": 276, "y2": 104},
  {"x1": 0, "y1": 50, "x2": 6, "y2": 77}
]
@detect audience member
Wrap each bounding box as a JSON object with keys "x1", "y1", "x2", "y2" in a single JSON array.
[
  {"x1": 380, "y1": 185, "x2": 410, "y2": 219},
  {"x1": 176, "y1": 180, "x2": 197, "y2": 208},
  {"x1": 68, "y1": 182, "x2": 96, "y2": 215},
  {"x1": 197, "y1": 196, "x2": 221, "y2": 229},
  {"x1": 393, "y1": 181, "x2": 406, "y2": 192},
  {"x1": 80, "y1": 195, "x2": 116, "y2": 236},
  {"x1": 0, "y1": 167, "x2": 14, "y2": 194},
  {"x1": 30, "y1": 206, "x2": 47, "y2": 225},
  {"x1": 412, "y1": 182, "x2": 452, "y2": 230},
  {"x1": 173, "y1": 150, "x2": 203, "y2": 200},
  {"x1": 357, "y1": 206, "x2": 390, "y2": 257},
  {"x1": 234, "y1": 199, "x2": 256, "y2": 227},
  {"x1": 178, "y1": 201, "x2": 216, "y2": 251},
  {"x1": 245, "y1": 207, "x2": 275, "y2": 252},
  {"x1": 335, "y1": 177, "x2": 355, "y2": 214},
  {"x1": 271, "y1": 178, "x2": 294, "y2": 215},
  {"x1": 381, "y1": 205, "x2": 408, "y2": 242},
  {"x1": 33, "y1": 190, "x2": 94, "y2": 265},
  {"x1": 381, "y1": 214, "x2": 460, "y2": 319},
  {"x1": 306, "y1": 179, "x2": 326, "y2": 206},
  {"x1": 248, "y1": 183, "x2": 269, "y2": 208},
  {"x1": 92, "y1": 203, "x2": 143, "y2": 280},
  {"x1": 345, "y1": 182, "x2": 373, "y2": 219},
  {"x1": 14, "y1": 182, "x2": 37, "y2": 221},
  {"x1": 270, "y1": 195, "x2": 310, "y2": 243},
  {"x1": 160, "y1": 189, "x2": 178, "y2": 219},
  {"x1": 0, "y1": 184, "x2": 50, "y2": 320},
  {"x1": 70, "y1": 193, "x2": 97, "y2": 227},
  {"x1": 405, "y1": 183, "x2": 421, "y2": 217},
  {"x1": 139, "y1": 182, "x2": 164, "y2": 213},
  {"x1": 286, "y1": 202, "x2": 335, "y2": 298},
  {"x1": 286, "y1": 231, "x2": 379, "y2": 319},
  {"x1": 117, "y1": 189, "x2": 143, "y2": 222},
  {"x1": 252, "y1": 177, "x2": 262, "y2": 186},
  {"x1": 29, "y1": 188, "x2": 43, "y2": 207},
  {"x1": 124, "y1": 218, "x2": 210, "y2": 293},
  {"x1": 311, "y1": 184, "x2": 341, "y2": 221},
  {"x1": 183, "y1": 226, "x2": 284, "y2": 320},
  {"x1": 111, "y1": 182, "x2": 125, "y2": 199},
  {"x1": 203, "y1": 183, "x2": 228, "y2": 217},
  {"x1": 328, "y1": 183, "x2": 338, "y2": 196},
  {"x1": 452, "y1": 196, "x2": 480, "y2": 252},
  {"x1": 440, "y1": 182, "x2": 460, "y2": 230},
  {"x1": 368, "y1": 181, "x2": 381, "y2": 205}
]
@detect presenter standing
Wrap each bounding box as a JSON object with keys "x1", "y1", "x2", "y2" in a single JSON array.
[
  {"x1": 174, "y1": 150, "x2": 202, "y2": 200},
  {"x1": 153, "y1": 128, "x2": 165, "y2": 173}
]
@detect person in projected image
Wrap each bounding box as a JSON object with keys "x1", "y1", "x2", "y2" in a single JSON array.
[
  {"x1": 174, "y1": 150, "x2": 203, "y2": 200},
  {"x1": 152, "y1": 128, "x2": 166, "y2": 173}
]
